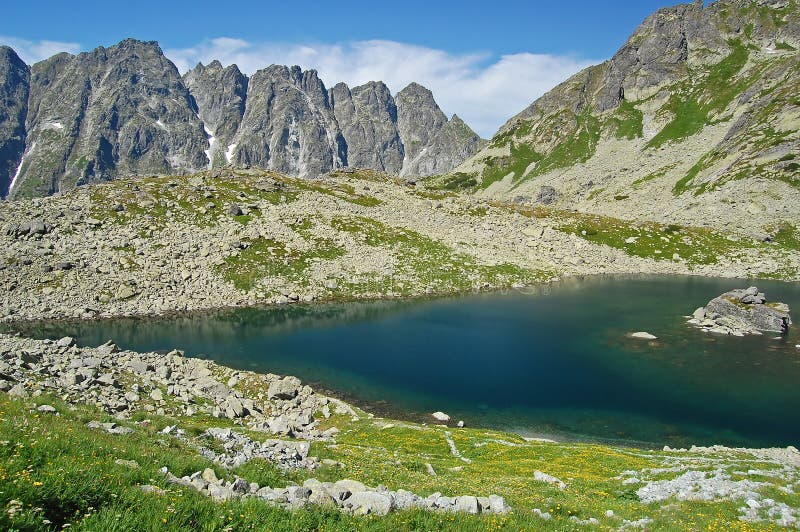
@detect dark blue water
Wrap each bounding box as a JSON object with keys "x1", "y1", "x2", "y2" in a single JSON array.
[{"x1": 12, "y1": 276, "x2": 800, "y2": 448}]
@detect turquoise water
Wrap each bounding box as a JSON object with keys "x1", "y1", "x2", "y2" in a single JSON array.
[{"x1": 13, "y1": 276, "x2": 800, "y2": 448}]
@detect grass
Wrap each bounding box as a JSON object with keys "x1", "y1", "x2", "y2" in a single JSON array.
[
  {"x1": 1, "y1": 392, "x2": 795, "y2": 531},
  {"x1": 440, "y1": 173, "x2": 478, "y2": 190},
  {"x1": 329, "y1": 216, "x2": 547, "y2": 296},
  {"x1": 479, "y1": 111, "x2": 601, "y2": 188},
  {"x1": 608, "y1": 100, "x2": 644, "y2": 140},
  {"x1": 88, "y1": 172, "x2": 295, "y2": 231},
  {"x1": 215, "y1": 236, "x2": 345, "y2": 292},
  {"x1": 766, "y1": 222, "x2": 800, "y2": 252},
  {"x1": 554, "y1": 212, "x2": 754, "y2": 265},
  {"x1": 631, "y1": 164, "x2": 677, "y2": 189},
  {"x1": 648, "y1": 39, "x2": 751, "y2": 151}
]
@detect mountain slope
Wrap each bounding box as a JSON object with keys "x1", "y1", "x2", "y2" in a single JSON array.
[{"x1": 444, "y1": 0, "x2": 800, "y2": 234}]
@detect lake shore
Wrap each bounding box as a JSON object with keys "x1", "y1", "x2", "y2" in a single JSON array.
[
  {"x1": 1, "y1": 331, "x2": 799, "y2": 529},
  {"x1": 2, "y1": 169, "x2": 798, "y2": 325}
]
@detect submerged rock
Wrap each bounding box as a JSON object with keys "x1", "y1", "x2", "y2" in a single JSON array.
[
  {"x1": 688, "y1": 287, "x2": 792, "y2": 336},
  {"x1": 629, "y1": 332, "x2": 658, "y2": 340}
]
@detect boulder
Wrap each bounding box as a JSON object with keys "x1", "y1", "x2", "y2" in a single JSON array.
[
  {"x1": 454, "y1": 495, "x2": 480, "y2": 514},
  {"x1": 201, "y1": 468, "x2": 218, "y2": 483},
  {"x1": 267, "y1": 376, "x2": 301, "y2": 400},
  {"x1": 431, "y1": 411, "x2": 450, "y2": 422},
  {"x1": 536, "y1": 186, "x2": 556, "y2": 205},
  {"x1": 56, "y1": 336, "x2": 76, "y2": 348},
  {"x1": 345, "y1": 491, "x2": 393, "y2": 516},
  {"x1": 689, "y1": 287, "x2": 792, "y2": 335}
]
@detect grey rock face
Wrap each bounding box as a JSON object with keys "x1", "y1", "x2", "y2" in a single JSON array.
[
  {"x1": 0, "y1": 46, "x2": 29, "y2": 198},
  {"x1": 11, "y1": 39, "x2": 207, "y2": 198},
  {"x1": 395, "y1": 82, "x2": 447, "y2": 163},
  {"x1": 400, "y1": 114, "x2": 486, "y2": 177},
  {"x1": 232, "y1": 65, "x2": 345, "y2": 177},
  {"x1": 394, "y1": 84, "x2": 486, "y2": 177},
  {"x1": 2, "y1": 38, "x2": 485, "y2": 198},
  {"x1": 183, "y1": 60, "x2": 248, "y2": 167},
  {"x1": 330, "y1": 81, "x2": 404, "y2": 173},
  {"x1": 689, "y1": 287, "x2": 792, "y2": 335}
]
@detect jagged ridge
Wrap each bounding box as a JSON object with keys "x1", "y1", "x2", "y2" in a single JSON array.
[{"x1": 0, "y1": 40, "x2": 485, "y2": 199}]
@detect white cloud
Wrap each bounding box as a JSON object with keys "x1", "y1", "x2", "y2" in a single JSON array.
[
  {"x1": 166, "y1": 38, "x2": 597, "y2": 137},
  {"x1": 0, "y1": 36, "x2": 81, "y2": 64}
]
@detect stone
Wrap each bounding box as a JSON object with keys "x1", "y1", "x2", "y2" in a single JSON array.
[
  {"x1": 36, "y1": 404, "x2": 57, "y2": 413},
  {"x1": 333, "y1": 479, "x2": 367, "y2": 495},
  {"x1": 208, "y1": 483, "x2": 234, "y2": 501},
  {"x1": 8, "y1": 384, "x2": 27, "y2": 397},
  {"x1": 114, "y1": 459, "x2": 140, "y2": 469},
  {"x1": 201, "y1": 468, "x2": 218, "y2": 484},
  {"x1": 268, "y1": 415, "x2": 293, "y2": 435},
  {"x1": 488, "y1": 494, "x2": 511, "y2": 514},
  {"x1": 56, "y1": 336, "x2": 76, "y2": 348},
  {"x1": 431, "y1": 411, "x2": 450, "y2": 422},
  {"x1": 345, "y1": 491, "x2": 393, "y2": 516},
  {"x1": 629, "y1": 332, "x2": 658, "y2": 340},
  {"x1": 115, "y1": 283, "x2": 138, "y2": 301},
  {"x1": 534, "y1": 470, "x2": 567, "y2": 489},
  {"x1": 231, "y1": 477, "x2": 250, "y2": 494},
  {"x1": 267, "y1": 376, "x2": 301, "y2": 400},
  {"x1": 536, "y1": 186, "x2": 557, "y2": 205},
  {"x1": 454, "y1": 495, "x2": 480, "y2": 514},
  {"x1": 308, "y1": 489, "x2": 336, "y2": 507}
]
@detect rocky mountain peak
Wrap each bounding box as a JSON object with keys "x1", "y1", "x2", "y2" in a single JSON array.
[
  {"x1": 2, "y1": 39, "x2": 485, "y2": 197},
  {"x1": 396, "y1": 82, "x2": 448, "y2": 164},
  {"x1": 0, "y1": 45, "x2": 30, "y2": 197}
]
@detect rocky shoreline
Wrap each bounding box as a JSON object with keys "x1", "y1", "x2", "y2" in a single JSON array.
[
  {"x1": 0, "y1": 332, "x2": 511, "y2": 516},
  {"x1": 1, "y1": 330, "x2": 799, "y2": 526}
]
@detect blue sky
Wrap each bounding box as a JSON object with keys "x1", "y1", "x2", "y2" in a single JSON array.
[{"x1": 2, "y1": 0, "x2": 683, "y2": 136}]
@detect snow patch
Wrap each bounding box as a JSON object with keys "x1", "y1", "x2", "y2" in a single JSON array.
[
  {"x1": 8, "y1": 142, "x2": 36, "y2": 196},
  {"x1": 225, "y1": 143, "x2": 237, "y2": 163},
  {"x1": 203, "y1": 124, "x2": 216, "y2": 168},
  {"x1": 43, "y1": 121, "x2": 64, "y2": 131},
  {"x1": 155, "y1": 120, "x2": 167, "y2": 130}
]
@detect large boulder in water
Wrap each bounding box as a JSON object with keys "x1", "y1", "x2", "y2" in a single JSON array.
[{"x1": 688, "y1": 287, "x2": 791, "y2": 336}]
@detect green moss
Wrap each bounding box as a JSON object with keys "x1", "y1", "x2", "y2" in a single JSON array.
[
  {"x1": 631, "y1": 164, "x2": 677, "y2": 189},
  {"x1": 214, "y1": 237, "x2": 345, "y2": 291},
  {"x1": 609, "y1": 100, "x2": 644, "y2": 140},
  {"x1": 557, "y1": 212, "x2": 754, "y2": 265},
  {"x1": 775, "y1": 41, "x2": 796, "y2": 51},
  {"x1": 480, "y1": 143, "x2": 541, "y2": 189},
  {"x1": 441, "y1": 172, "x2": 478, "y2": 190},
  {"x1": 766, "y1": 222, "x2": 800, "y2": 251},
  {"x1": 329, "y1": 216, "x2": 547, "y2": 295},
  {"x1": 531, "y1": 112, "x2": 601, "y2": 177},
  {"x1": 649, "y1": 40, "x2": 750, "y2": 151}
]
